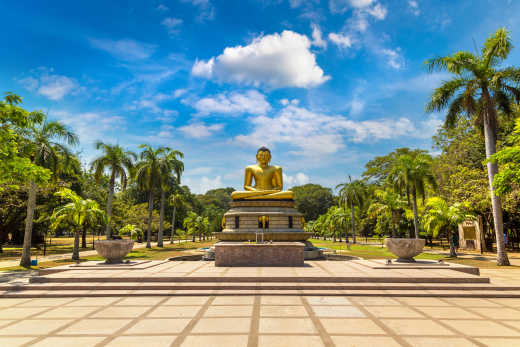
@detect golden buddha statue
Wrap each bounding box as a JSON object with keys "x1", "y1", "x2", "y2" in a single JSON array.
[{"x1": 231, "y1": 147, "x2": 294, "y2": 200}]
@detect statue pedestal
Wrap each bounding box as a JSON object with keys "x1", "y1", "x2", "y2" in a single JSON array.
[{"x1": 215, "y1": 242, "x2": 304, "y2": 267}]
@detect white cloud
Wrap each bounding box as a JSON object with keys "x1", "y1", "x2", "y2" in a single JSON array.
[
  {"x1": 181, "y1": 0, "x2": 215, "y2": 22},
  {"x1": 235, "y1": 105, "x2": 438, "y2": 156},
  {"x1": 128, "y1": 92, "x2": 176, "y2": 114},
  {"x1": 329, "y1": 0, "x2": 375, "y2": 14},
  {"x1": 161, "y1": 17, "x2": 183, "y2": 35},
  {"x1": 88, "y1": 38, "x2": 157, "y2": 61},
  {"x1": 408, "y1": 0, "x2": 420, "y2": 16},
  {"x1": 191, "y1": 30, "x2": 330, "y2": 89},
  {"x1": 185, "y1": 175, "x2": 223, "y2": 194},
  {"x1": 18, "y1": 68, "x2": 81, "y2": 101},
  {"x1": 179, "y1": 122, "x2": 224, "y2": 138},
  {"x1": 173, "y1": 88, "x2": 188, "y2": 98},
  {"x1": 191, "y1": 90, "x2": 271, "y2": 116},
  {"x1": 380, "y1": 48, "x2": 404, "y2": 69},
  {"x1": 156, "y1": 4, "x2": 169, "y2": 11},
  {"x1": 284, "y1": 172, "x2": 310, "y2": 187},
  {"x1": 311, "y1": 24, "x2": 327, "y2": 49},
  {"x1": 366, "y1": 3, "x2": 386, "y2": 19},
  {"x1": 328, "y1": 32, "x2": 354, "y2": 48},
  {"x1": 385, "y1": 72, "x2": 450, "y2": 93}
]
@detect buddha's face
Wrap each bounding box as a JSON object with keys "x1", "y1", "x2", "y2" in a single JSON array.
[{"x1": 256, "y1": 150, "x2": 271, "y2": 166}]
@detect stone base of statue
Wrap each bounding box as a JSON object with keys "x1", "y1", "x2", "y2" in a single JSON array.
[{"x1": 213, "y1": 199, "x2": 321, "y2": 266}]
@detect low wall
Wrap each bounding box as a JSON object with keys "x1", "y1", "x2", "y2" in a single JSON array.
[{"x1": 215, "y1": 242, "x2": 304, "y2": 267}]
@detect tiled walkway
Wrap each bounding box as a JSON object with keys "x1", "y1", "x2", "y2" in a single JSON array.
[{"x1": 1, "y1": 295, "x2": 520, "y2": 346}]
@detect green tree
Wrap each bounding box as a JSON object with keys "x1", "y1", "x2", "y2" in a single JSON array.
[
  {"x1": 490, "y1": 117, "x2": 520, "y2": 195},
  {"x1": 50, "y1": 188, "x2": 104, "y2": 260},
  {"x1": 336, "y1": 176, "x2": 366, "y2": 243},
  {"x1": 389, "y1": 154, "x2": 436, "y2": 239},
  {"x1": 134, "y1": 145, "x2": 165, "y2": 248},
  {"x1": 425, "y1": 28, "x2": 520, "y2": 265},
  {"x1": 169, "y1": 192, "x2": 184, "y2": 243},
  {"x1": 19, "y1": 115, "x2": 78, "y2": 267},
  {"x1": 90, "y1": 142, "x2": 136, "y2": 239},
  {"x1": 183, "y1": 212, "x2": 208, "y2": 242},
  {"x1": 291, "y1": 184, "x2": 334, "y2": 221},
  {"x1": 157, "y1": 149, "x2": 184, "y2": 247},
  {"x1": 423, "y1": 197, "x2": 474, "y2": 257},
  {"x1": 119, "y1": 224, "x2": 143, "y2": 242},
  {"x1": 367, "y1": 189, "x2": 405, "y2": 238}
]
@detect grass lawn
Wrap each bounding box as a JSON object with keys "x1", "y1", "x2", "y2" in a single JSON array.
[
  {"x1": 0, "y1": 239, "x2": 217, "y2": 272},
  {"x1": 310, "y1": 238, "x2": 520, "y2": 269}
]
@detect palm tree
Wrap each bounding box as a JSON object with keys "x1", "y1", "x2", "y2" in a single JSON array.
[
  {"x1": 19, "y1": 115, "x2": 78, "y2": 267},
  {"x1": 134, "y1": 145, "x2": 165, "y2": 248},
  {"x1": 368, "y1": 189, "x2": 405, "y2": 238},
  {"x1": 50, "y1": 188, "x2": 105, "y2": 260},
  {"x1": 169, "y1": 193, "x2": 184, "y2": 244},
  {"x1": 425, "y1": 28, "x2": 520, "y2": 265},
  {"x1": 91, "y1": 142, "x2": 136, "y2": 239},
  {"x1": 157, "y1": 149, "x2": 184, "y2": 247},
  {"x1": 184, "y1": 212, "x2": 201, "y2": 242},
  {"x1": 423, "y1": 197, "x2": 474, "y2": 257},
  {"x1": 389, "y1": 153, "x2": 436, "y2": 239},
  {"x1": 336, "y1": 176, "x2": 366, "y2": 243}
]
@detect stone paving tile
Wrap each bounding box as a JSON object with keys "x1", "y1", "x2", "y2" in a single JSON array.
[
  {"x1": 311, "y1": 305, "x2": 365, "y2": 318},
  {"x1": 260, "y1": 296, "x2": 302, "y2": 305},
  {"x1": 35, "y1": 306, "x2": 99, "y2": 319},
  {"x1": 476, "y1": 338, "x2": 520, "y2": 346},
  {"x1": 380, "y1": 318, "x2": 456, "y2": 336},
  {"x1": 260, "y1": 305, "x2": 308, "y2": 317},
  {"x1": 181, "y1": 335, "x2": 249, "y2": 347},
  {"x1": 0, "y1": 336, "x2": 35, "y2": 346},
  {"x1": 58, "y1": 318, "x2": 132, "y2": 335},
  {"x1": 31, "y1": 336, "x2": 106, "y2": 347},
  {"x1": 105, "y1": 335, "x2": 177, "y2": 346},
  {"x1": 305, "y1": 296, "x2": 351, "y2": 305},
  {"x1": 258, "y1": 318, "x2": 317, "y2": 334},
  {"x1": 90, "y1": 305, "x2": 151, "y2": 318},
  {"x1": 396, "y1": 297, "x2": 452, "y2": 306},
  {"x1": 163, "y1": 297, "x2": 209, "y2": 305},
  {"x1": 258, "y1": 335, "x2": 325, "y2": 347},
  {"x1": 204, "y1": 305, "x2": 253, "y2": 317},
  {"x1": 147, "y1": 305, "x2": 202, "y2": 318},
  {"x1": 442, "y1": 319, "x2": 520, "y2": 337},
  {"x1": 443, "y1": 297, "x2": 501, "y2": 307},
  {"x1": 469, "y1": 307, "x2": 520, "y2": 320},
  {"x1": 128, "y1": 318, "x2": 191, "y2": 334},
  {"x1": 64, "y1": 297, "x2": 120, "y2": 306},
  {"x1": 0, "y1": 306, "x2": 49, "y2": 319},
  {"x1": 320, "y1": 318, "x2": 386, "y2": 335},
  {"x1": 212, "y1": 296, "x2": 255, "y2": 305},
  {"x1": 403, "y1": 337, "x2": 476, "y2": 347},
  {"x1": 115, "y1": 297, "x2": 165, "y2": 306},
  {"x1": 363, "y1": 305, "x2": 426, "y2": 318},
  {"x1": 330, "y1": 335, "x2": 401, "y2": 347},
  {"x1": 0, "y1": 319, "x2": 72, "y2": 335},
  {"x1": 18, "y1": 298, "x2": 77, "y2": 307},
  {"x1": 191, "y1": 317, "x2": 252, "y2": 333},
  {"x1": 350, "y1": 297, "x2": 401, "y2": 306},
  {"x1": 414, "y1": 306, "x2": 481, "y2": 319}
]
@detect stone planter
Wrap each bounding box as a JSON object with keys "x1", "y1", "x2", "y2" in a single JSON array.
[
  {"x1": 384, "y1": 238, "x2": 425, "y2": 262},
  {"x1": 95, "y1": 240, "x2": 134, "y2": 264}
]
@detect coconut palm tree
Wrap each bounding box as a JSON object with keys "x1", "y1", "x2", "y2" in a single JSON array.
[
  {"x1": 19, "y1": 115, "x2": 78, "y2": 267},
  {"x1": 157, "y1": 149, "x2": 184, "y2": 247},
  {"x1": 184, "y1": 212, "x2": 206, "y2": 242},
  {"x1": 423, "y1": 197, "x2": 474, "y2": 257},
  {"x1": 389, "y1": 153, "x2": 436, "y2": 239},
  {"x1": 169, "y1": 192, "x2": 184, "y2": 244},
  {"x1": 425, "y1": 28, "x2": 520, "y2": 265},
  {"x1": 135, "y1": 144, "x2": 165, "y2": 248},
  {"x1": 50, "y1": 188, "x2": 105, "y2": 261},
  {"x1": 368, "y1": 189, "x2": 406, "y2": 238},
  {"x1": 91, "y1": 142, "x2": 136, "y2": 239},
  {"x1": 336, "y1": 176, "x2": 366, "y2": 243}
]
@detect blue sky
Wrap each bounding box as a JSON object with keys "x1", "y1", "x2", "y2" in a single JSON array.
[{"x1": 2, "y1": 0, "x2": 520, "y2": 193}]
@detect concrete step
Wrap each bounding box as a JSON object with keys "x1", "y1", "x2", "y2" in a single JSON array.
[{"x1": 29, "y1": 275, "x2": 491, "y2": 284}]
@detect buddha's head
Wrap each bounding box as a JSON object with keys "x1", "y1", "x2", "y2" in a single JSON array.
[{"x1": 256, "y1": 147, "x2": 271, "y2": 166}]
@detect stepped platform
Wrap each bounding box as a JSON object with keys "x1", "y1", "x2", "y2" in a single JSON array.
[{"x1": 2, "y1": 260, "x2": 520, "y2": 298}]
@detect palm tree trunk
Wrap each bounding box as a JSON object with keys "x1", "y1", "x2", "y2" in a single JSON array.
[
  {"x1": 482, "y1": 99, "x2": 510, "y2": 266},
  {"x1": 81, "y1": 225, "x2": 87, "y2": 249},
  {"x1": 146, "y1": 190, "x2": 154, "y2": 249},
  {"x1": 20, "y1": 181, "x2": 37, "y2": 267},
  {"x1": 449, "y1": 231, "x2": 457, "y2": 258},
  {"x1": 351, "y1": 205, "x2": 356, "y2": 243},
  {"x1": 72, "y1": 231, "x2": 80, "y2": 261},
  {"x1": 170, "y1": 205, "x2": 177, "y2": 244},
  {"x1": 412, "y1": 186, "x2": 420, "y2": 239},
  {"x1": 158, "y1": 189, "x2": 165, "y2": 247},
  {"x1": 105, "y1": 175, "x2": 115, "y2": 239}
]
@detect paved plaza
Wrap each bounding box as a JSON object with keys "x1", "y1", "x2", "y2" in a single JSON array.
[{"x1": 1, "y1": 294, "x2": 520, "y2": 346}]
